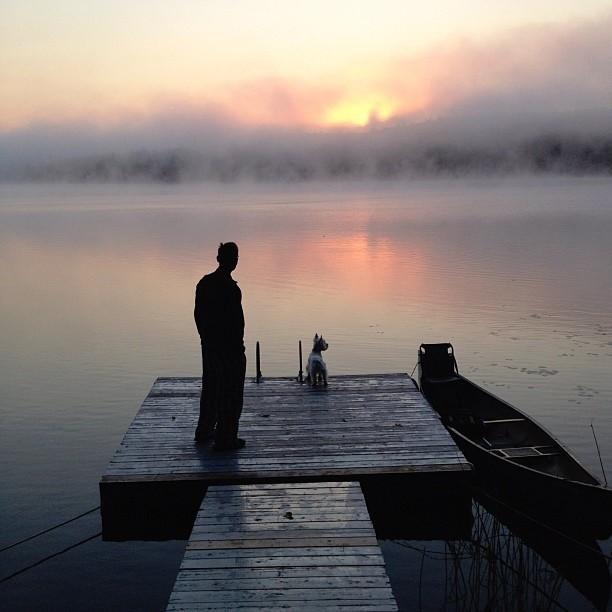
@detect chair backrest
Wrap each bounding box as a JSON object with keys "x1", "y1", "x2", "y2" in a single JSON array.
[{"x1": 419, "y1": 343, "x2": 458, "y2": 379}]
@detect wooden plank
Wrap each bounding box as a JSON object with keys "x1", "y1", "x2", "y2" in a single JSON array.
[
  {"x1": 179, "y1": 558, "x2": 385, "y2": 568},
  {"x1": 193, "y1": 522, "x2": 375, "y2": 532},
  {"x1": 168, "y1": 588, "x2": 397, "y2": 603},
  {"x1": 186, "y1": 537, "x2": 378, "y2": 549},
  {"x1": 194, "y1": 513, "x2": 373, "y2": 524},
  {"x1": 181, "y1": 546, "x2": 382, "y2": 559},
  {"x1": 190, "y1": 523, "x2": 376, "y2": 535},
  {"x1": 166, "y1": 482, "x2": 397, "y2": 611},
  {"x1": 173, "y1": 567, "x2": 389, "y2": 579},
  {"x1": 101, "y1": 462, "x2": 469, "y2": 483},
  {"x1": 167, "y1": 604, "x2": 398, "y2": 611},
  {"x1": 179, "y1": 557, "x2": 385, "y2": 570},
  {"x1": 195, "y1": 496, "x2": 365, "y2": 506},
  {"x1": 104, "y1": 461, "x2": 467, "y2": 477},
  {"x1": 107, "y1": 452, "x2": 463, "y2": 471},
  {"x1": 172, "y1": 576, "x2": 392, "y2": 591}
]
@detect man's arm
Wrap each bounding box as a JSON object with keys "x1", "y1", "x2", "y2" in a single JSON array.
[{"x1": 194, "y1": 279, "x2": 206, "y2": 339}]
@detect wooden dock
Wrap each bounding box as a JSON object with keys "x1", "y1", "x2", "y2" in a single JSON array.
[
  {"x1": 100, "y1": 374, "x2": 472, "y2": 539},
  {"x1": 166, "y1": 482, "x2": 398, "y2": 611}
]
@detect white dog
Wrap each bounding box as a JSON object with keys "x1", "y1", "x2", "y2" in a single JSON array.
[{"x1": 306, "y1": 333, "x2": 329, "y2": 386}]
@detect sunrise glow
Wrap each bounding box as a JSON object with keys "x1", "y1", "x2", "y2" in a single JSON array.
[
  {"x1": 2, "y1": 1, "x2": 611, "y2": 133},
  {"x1": 323, "y1": 97, "x2": 397, "y2": 127}
]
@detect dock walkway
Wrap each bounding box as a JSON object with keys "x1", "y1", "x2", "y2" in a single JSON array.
[{"x1": 166, "y1": 482, "x2": 398, "y2": 611}]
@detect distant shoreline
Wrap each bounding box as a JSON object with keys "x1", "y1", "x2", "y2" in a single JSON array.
[{"x1": 4, "y1": 134, "x2": 612, "y2": 184}]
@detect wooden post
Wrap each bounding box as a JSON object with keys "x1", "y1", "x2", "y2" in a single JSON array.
[
  {"x1": 256, "y1": 341, "x2": 262, "y2": 383},
  {"x1": 298, "y1": 340, "x2": 303, "y2": 383}
]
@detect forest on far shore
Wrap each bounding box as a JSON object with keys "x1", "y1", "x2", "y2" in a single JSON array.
[{"x1": 11, "y1": 134, "x2": 612, "y2": 183}]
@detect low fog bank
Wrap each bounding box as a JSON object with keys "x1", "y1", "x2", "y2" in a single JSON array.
[
  {"x1": 2, "y1": 106, "x2": 612, "y2": 182},
  {"x1": 4, "y1": 120, "x2": 612, "y2": 183}
]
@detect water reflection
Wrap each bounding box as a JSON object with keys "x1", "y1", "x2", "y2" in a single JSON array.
[
  {"x1": 386, "y1": 493, "x2": 611, "y2": 611},
  {"x1": 2, "y1": 181, "x2": 612, "y2": 454},
  {"x1": 471, "y1": 491, "x2": 610, "y2": 612}
]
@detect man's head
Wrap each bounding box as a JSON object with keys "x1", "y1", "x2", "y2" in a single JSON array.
[{"x1": 217, "y1": 242, "x2": 239, "y2": 272}]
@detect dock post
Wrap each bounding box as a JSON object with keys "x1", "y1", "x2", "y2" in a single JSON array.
[
  {"x1": 256, "y1": 341, "x2": 262, "y2": 383},
  {"x1": 298, "y1": 340, "x2": 303, "y2": 383}
]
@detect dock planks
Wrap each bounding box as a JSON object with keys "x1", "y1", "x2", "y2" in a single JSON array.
[
  {"x1": 103, "y1": 374, "x2": 469, "y2": 482},
  {"x1": 99, "y1": 374, "x2": 471, "y2": 539},
  {"x1": 166, "y1": 482, "x2": 398, "y2": 611}
]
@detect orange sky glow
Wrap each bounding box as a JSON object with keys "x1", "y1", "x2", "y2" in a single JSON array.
[{"x1": 1, "y1": 1, "x2": 611, "y2": 132}]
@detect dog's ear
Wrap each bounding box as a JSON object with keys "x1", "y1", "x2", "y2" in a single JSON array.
[{"x1": 314, "y1": 333, "x2": 319, "y2": 341}]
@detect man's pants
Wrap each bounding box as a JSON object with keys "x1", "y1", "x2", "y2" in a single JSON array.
[{"x1": 197, "y1": 346, "x2": 246, "y2": 446}]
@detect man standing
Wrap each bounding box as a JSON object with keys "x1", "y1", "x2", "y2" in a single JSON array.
[{"x1": 194, "y1": 242, "x2": 246, "y2": 451}]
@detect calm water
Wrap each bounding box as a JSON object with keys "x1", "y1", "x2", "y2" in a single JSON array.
[{"x1": 1, "y1": 177, "x2": 612, "y2": 610}]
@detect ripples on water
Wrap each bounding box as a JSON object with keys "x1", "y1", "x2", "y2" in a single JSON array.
[{"x1": 1, "y1": 177, "x2": 612, "y2": 610}]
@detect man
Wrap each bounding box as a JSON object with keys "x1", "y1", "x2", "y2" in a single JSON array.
[{"x1": 194, "y1": 242, "x2": 246, "y2": 451}]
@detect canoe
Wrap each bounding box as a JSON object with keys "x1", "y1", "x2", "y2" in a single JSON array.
[{"x1": 417, "y1": 342, "x2": 612, "y2": 537}]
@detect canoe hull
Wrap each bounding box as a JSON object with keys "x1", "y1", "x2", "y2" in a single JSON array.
[
  {"x1": 449, "y1": 425, "x2": 612, "y2": 536},
  {"x1": 417, "y1": 344, "x2": 612, "y2": 538}
]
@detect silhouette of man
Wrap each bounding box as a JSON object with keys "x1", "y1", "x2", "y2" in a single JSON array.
[{"x1": 194, "y1": 242, "x2": 246, "y2": 451}]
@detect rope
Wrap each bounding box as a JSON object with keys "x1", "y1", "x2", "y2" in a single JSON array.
[
  {"x1": 410, "y1": 360, "x2": 418, "y2": 378},
  {"x1": 0, "y1": 532, "x2": 102, "y2": 584},
  {"x1": 0, "y1": 506, "x2": 100, "y2": 553}
]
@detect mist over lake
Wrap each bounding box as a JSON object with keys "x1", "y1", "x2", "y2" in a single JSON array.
[{"x1": 1, "y1": 177, "x2": 612, "y2": 610}]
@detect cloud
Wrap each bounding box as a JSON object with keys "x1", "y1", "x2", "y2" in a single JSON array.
[
  {"x1": 219, "y1": 78, "x2": 341, "y2": 127},
  {"x1": 384, "y1": 14, "x2": 612, "y2": 122}
]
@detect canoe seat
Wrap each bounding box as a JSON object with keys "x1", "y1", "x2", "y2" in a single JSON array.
[
  {"x1": 447, "y1": 411, "x2": 485, "y2": 438},
  {"x1": 419, "y1": 343, "x2": 461, "y2": 384},
  {"x1": 482, "y1": 418, "x2": 525, "y2": 425},
  {"x1": 492, "y1": 446, "x2": 560, "y2": 459},
  {"x1": 481, "y1": 418, "x2": 528, "y2": 449}
]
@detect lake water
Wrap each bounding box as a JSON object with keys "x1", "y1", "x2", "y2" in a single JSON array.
[{"x1": 1, "y1": 177, "x2": 612, "y2": 610}]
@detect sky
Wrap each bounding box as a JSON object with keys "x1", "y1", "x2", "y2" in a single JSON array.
[{"x1": 1, "y1": 0, "x2": 612, "y2": 157}]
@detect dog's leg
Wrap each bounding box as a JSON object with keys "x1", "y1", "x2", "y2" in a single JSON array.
[
  {"x1": 323, "y1": 369, "x2": 328, "y2": 386},
  {"x1": 308, "y1": 362, "x2": 314, "y2": 386}
]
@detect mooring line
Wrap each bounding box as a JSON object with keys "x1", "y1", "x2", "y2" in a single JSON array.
[
  {"x1": 0, "y1": 532, "x2": 102, "y2": 584},
  {"x1": 0, "y1": 506, "x2": 100, "y2": 554}
]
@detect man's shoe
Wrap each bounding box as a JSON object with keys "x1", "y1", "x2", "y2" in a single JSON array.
[
  {"x1": 194, "y1": 429, "x2": 215, "y2": 443},
  {"x1": 213, "y1": 438, "x2": 246, "y2": 452}
]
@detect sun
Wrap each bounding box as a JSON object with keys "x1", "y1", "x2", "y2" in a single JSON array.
[{"x1": 323, "y1": 97, "x2": 396, "y2": 127}]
